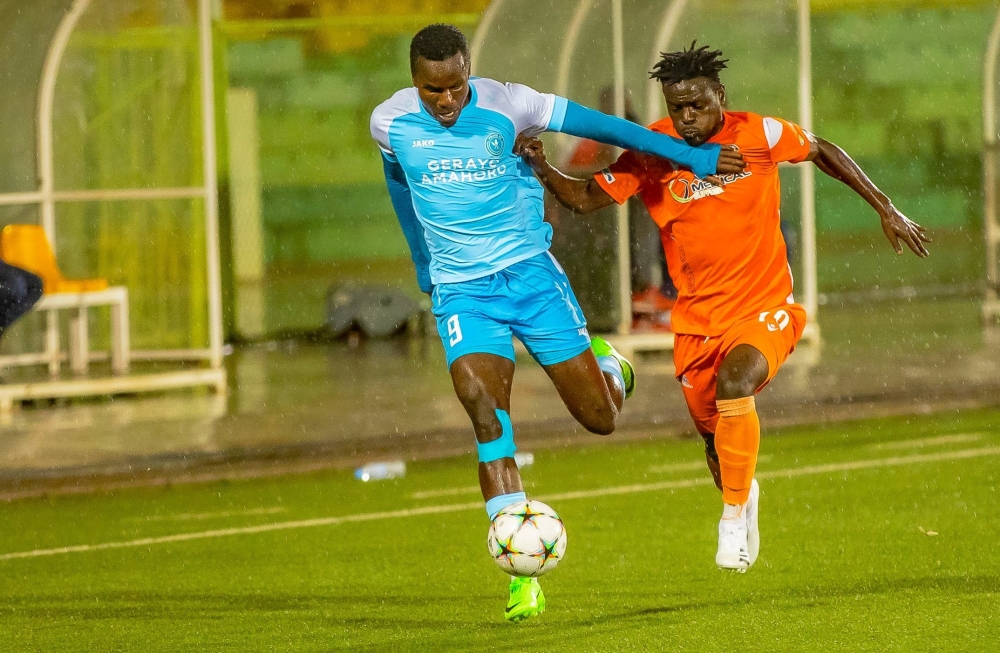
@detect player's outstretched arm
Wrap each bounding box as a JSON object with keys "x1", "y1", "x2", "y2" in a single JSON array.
[
  {"x1": 381, "y1": 155, "x2": 433, "y2": 292},
  {"x1": 515, "y1": 135, "x2": 615, "y2": 214},
  {"x1": 810, "y1": 136, "x2": 931, "y2": 258},
  {"x1": 553, "y1": 100, "x2": 746, "y2": 178}
]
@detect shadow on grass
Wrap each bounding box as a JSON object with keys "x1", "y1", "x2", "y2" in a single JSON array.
[
  {"x1": 4, "y1": 574, "x2": 998, "y2": 623},
  {"x1": 0, "y1": 589, "x2": 501, "y2": 623},
  {"x1": 3, "y1": 575, "x2": 996, "y2": 652},
  {"x1": 567, "y1": 573, "x2": 1000, "y2": 627}
]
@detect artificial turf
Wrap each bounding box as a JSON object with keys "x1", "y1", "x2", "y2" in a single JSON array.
[{"x1": 0, "y1": 408, "x2": 997, "y2": 651}]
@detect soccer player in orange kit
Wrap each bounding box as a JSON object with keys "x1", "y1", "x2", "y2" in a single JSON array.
[{"x1": 515, "y1": 42, "x2": 930, "y2": 571}]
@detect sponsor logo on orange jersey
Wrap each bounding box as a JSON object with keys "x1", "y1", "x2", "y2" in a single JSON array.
[{"x1": 668, "y1": 171, "x2": 752, "y2": 204}]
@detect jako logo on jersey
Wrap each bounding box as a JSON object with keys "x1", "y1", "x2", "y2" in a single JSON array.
[
  {"x1": 485, "y1": 132, "x2": 505, "y2": 157},
  {"x1": 601, "y1": 168, "x2": 616, "y2": 184},
  {"x1": 412, "y1": 139, "x2": 435, "y2": 148},
  {"x1": 668, "y1": 171, "x2": 752, "y2": 204}
]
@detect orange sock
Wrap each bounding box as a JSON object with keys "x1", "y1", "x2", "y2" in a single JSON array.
[{"x1": 715, "y1": 396, "x2": 760, "y2": 505}]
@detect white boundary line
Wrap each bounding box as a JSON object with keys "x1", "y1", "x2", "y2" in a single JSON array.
[
  {"x1": 411, "y1": 486, "x2": 481, "y2": 499},
  {"x1": 128, "y1": 507, "x2": 287, "y2": 522},
  {"x1": 2, "y1": 446, "x2": 998, "y2": 562},
  {"x1": 411, "y1": 453, "x2": 777, "y2": 497},
  {"x1": 0, "y1": 502, "x2": 483, "y2": 562},
  {"x1": 868, "y1": 433, "x2": 985, "y2": 451},
  {"x1": 647, "y1": 455, "x2": 773, "y2": 475}
]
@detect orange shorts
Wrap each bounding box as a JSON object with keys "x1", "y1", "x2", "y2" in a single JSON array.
[{"x1": 673, "y1": 303, "x2": 806, "y2": 435}]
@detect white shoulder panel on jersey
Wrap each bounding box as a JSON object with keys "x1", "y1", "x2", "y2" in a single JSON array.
[
  {"x1": 472, "y1": 77, "x2": 556, "y2": 137},
  {"x1": 370, "y1": 87, "x2": 421, "y2": 159},
  {"x1": 763, "y1": 116, "x2": 784, "y2": 149}
]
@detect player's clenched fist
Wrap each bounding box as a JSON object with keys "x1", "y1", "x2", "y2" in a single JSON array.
[
  {"x1": 716, "y1": 144, "x2": 746, "y2": 175},
  {"x1": 514, "y1": 134, "x2": 547, "y2": 171}
]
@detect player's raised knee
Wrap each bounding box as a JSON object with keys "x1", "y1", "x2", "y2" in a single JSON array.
[
  {"x1": 716, "y1": 346, "x2": 768, "y2": 400},
  {"x1": 715, "y1": 368, "x2": 757, "y2": 400}
]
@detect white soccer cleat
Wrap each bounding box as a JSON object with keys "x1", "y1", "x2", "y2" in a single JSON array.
[
  {"x1": 716, "y1": 504, "x2": 751, "y2": 572},
  {"x1": 746, "y1": 479, "x2": 760, "y2": 567}
]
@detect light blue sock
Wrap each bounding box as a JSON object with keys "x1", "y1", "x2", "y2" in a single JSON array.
[
  {"x1": 597, "y1": 354, "x2": 625, "y2": 390},
  {"x1": 486, "y1": 491, "x2": 527, "y2": 519}
]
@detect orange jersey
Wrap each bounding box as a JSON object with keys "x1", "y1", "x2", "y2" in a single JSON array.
[{"x1": 594, "y1": 111, "x2": 813, "y2": 336}]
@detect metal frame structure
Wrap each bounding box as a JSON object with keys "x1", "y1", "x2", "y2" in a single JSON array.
[
  {"x1": 983, "y1": 5, "x2": 1000, "y2": 324},
  {"x1": 610, "y1": 0, "x2": 630, "y2": 336},
  {"x1": 0, "y1": 0, "x2": 226, "y2": 412},
  {"x1": 472, "y1": 0, "x2": 820, "y2": 353},
  {"x1": 796, "y1": 0, "x2": 820, "y2": 344}
]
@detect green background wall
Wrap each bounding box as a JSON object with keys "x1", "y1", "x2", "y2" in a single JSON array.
[{"x1": 222, "y1": 3, "x2": 993, "y2": 333}]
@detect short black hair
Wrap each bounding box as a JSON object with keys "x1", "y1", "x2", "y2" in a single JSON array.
[
  {"x1": 650, "y1": 41, "x2": 728, "y2": 86},
  {"x1": 410, "y1": 24, "x2": 469, "y2": 74}
]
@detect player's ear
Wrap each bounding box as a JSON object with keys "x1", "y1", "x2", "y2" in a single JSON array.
[{"x1": 717, "y1": 84, "x2": 727, "y2": 109}]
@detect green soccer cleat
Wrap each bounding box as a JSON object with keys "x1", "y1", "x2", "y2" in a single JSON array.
[
  {"x1": 590, "y1": 336, "x2": 636, "y2": 399},
  {"x1": 505, "y1": 577, "x2": 545, "y2": 622}
]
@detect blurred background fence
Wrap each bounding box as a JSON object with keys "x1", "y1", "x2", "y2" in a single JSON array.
[
  {"x1": 0, "y1": 0, "x2": 211, "y2": 356},
  {"x1": 217, "y1": 0, "x2": 993, "y2": 339},
  {"x1": 0, "y1": 0, "x2": 994, "y2": 343}
]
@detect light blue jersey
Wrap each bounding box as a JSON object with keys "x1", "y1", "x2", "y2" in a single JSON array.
[
  {"x1": 370, "y1": 78, "x2": 567, "y2": 285},
  {"x1": 372, "y1": 77, "x2": 720, "y2": 368}
]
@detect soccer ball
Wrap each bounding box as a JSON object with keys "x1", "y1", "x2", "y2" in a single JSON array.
[{"x1": 487, "y1": 500, "x2": 567, "y2": 577}]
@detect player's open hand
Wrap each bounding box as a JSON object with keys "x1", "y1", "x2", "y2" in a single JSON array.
[
  {"x1": 880, "y1": 205, "x2": 931, "y2": 258},
  {"x1": 715, "y1": 144, "x2": 746, "y2": 175},
  {"x1": 514, "y1": 133, "x2": 547, "y2": 171}
]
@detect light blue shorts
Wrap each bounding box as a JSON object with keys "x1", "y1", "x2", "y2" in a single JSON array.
[{"x1": 432, "y1": 251, "x2": 591, "y2": 368}]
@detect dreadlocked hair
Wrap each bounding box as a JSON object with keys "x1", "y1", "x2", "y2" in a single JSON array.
[
  {"x1": 650, "y1": 41, "x2": 728, "y2": 86},
  {"x1": 409, "y1": 24, "x2": 469, "y2": 74}
]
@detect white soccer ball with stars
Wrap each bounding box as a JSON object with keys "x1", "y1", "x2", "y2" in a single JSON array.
[{"x1": 487, "y1": 500, "x2": 567, "y2": 577}]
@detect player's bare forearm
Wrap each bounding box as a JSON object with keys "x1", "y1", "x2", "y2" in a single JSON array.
[
  {"x1": 812, "y1": 136, "x2": 931, "y2": 258},
  {"x1": 811, "y1": 148, "x2": 846, "y2": 184},
  {"x1": 514, "y1": 134, "x2": 615, "y2": 213},
  {"x1": 533, "y1": 162, "x2": 613, "y2": 213},
  {"x1": 813, "y1": 138, "x2": 889, "y2": 212}
]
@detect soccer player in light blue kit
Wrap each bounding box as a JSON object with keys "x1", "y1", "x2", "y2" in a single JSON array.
[{"x1": 370, "y1": 24, "x2": 746, "y2": 621}]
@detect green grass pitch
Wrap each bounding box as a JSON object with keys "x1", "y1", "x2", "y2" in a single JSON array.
[{"x1": 0, "y1": 409, "x2": 997, "y2": 651}]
